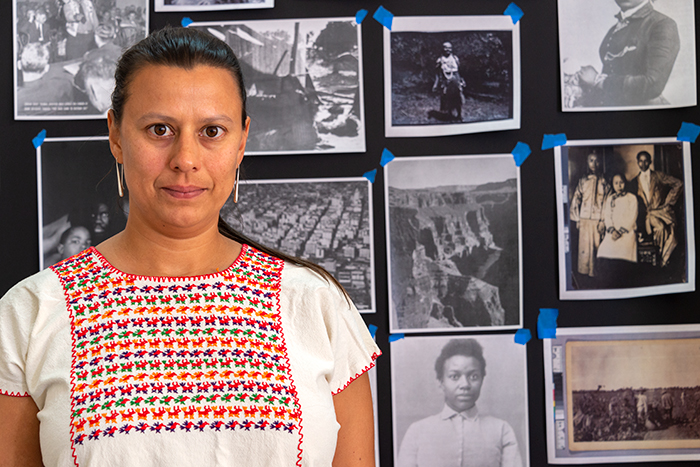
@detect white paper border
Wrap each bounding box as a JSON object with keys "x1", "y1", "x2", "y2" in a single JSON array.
[
  {"x1": 155, "y1": 0, "x2": 273, "y2": 12},
  {"x1": 235, "y1": 176, "x2": 376, "y2": 313},
  {"x1": 554, "y1": 136, "x2": 695, "y2": 300},
  {"x1": 384, "y1": 153, "x2": 523, "y2": 333},
  {"x1": 557, "y1": 0, "x2": 697, "y2": 112},
  {"x1": 13, "y1": 0, "x2": 150, "y2": 121},
  {"x1": 392, "y1": 333, "x2": 530, "y2": 466},
  {"x1": 383, "y1": 15, "x2": 521, "y2": 138},
  {"x1": 188, "y1": 17, "x2": 365, "y2": 156},
  {"x1": 544, "y1": 324, "x2": 700, "y2": 464}
]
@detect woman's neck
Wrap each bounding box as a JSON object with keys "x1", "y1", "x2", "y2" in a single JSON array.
[{"x1": 95, "y1": 223, "x2": 242, "y2": 277}]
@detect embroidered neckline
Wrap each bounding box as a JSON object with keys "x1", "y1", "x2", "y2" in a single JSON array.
[
  {"x1": 87, "y1": 244, "x2": 248, "y2": 283},
  {"x1": 51, "y1": 245, "x2": 303, "y2": 463}
]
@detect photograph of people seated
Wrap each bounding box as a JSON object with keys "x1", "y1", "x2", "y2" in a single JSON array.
[
  {"x1": 14, "y1": 0, "x2": 147, "y2": 118},
  {"x1": 566, "y1": 143, "x2": 688, "y2": 292}
]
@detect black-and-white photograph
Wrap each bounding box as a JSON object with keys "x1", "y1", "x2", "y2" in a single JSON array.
[
  {"x1": 189, "y1": 18, "x2": 365, "y2": 155},
  {"x1": 554, "y1": 137, "x2": 695, "y2": 300},
  {"x1": 220, "y1": 177, "x2": 376, "y2": 313},
  {"x1": 385, "y1": 155, "x2": 522, "y2": 333},
  {"x1": 383, "y1": 16, "x2": 520, "y2": 138},
  {"x1": 155, "y1": 0, "x2": 273, "y2": 12},
  {"x1": 38, "y1": 137, "x2": 127, "y2": 269},
  {"x1": 544, "y1": 325, "x2": 700, "y2": 464},
  {"x1": 392, "y1": 334, "x2": 529, "y2": 467},
  {"x1": 558, "y1": 0, "x2": 697, "y2": 111},
  {"x1": 14, "y1": 0, "x2": 148, "y2": 120}
]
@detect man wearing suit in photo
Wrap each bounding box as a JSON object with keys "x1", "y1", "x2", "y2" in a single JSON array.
[
  {"x1": 629, "y1": 150, "x2": 682, "y2": 267},
  {"x1": 21, "y1": 7, "x2": 51, "y2": 44},
  {"x1": 578, "y1": 0, "x2": 680, "y2": 106}
]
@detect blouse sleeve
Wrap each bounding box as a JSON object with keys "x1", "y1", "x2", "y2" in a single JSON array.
[
  {"x1": 323, "y1": 284, "x2": 380, "y2": 394},
  {"x1": 0, "y1": 276, "x2": 42, "y2": 397},
  {"x1": 279, "y1": 264, "x2": 381, "y2": 395}
]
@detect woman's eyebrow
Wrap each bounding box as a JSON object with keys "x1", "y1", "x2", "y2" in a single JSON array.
[{"x1": 135, "y1": 113, "x2": 235, "y2": 125}]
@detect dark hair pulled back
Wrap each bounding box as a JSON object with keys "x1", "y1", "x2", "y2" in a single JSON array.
[
  {"x1": 110, "y1": 26, "x2": 247, "y2": 126},
  {"x1": 112, "y1": 26, "x2": 350, "y2": 302}
]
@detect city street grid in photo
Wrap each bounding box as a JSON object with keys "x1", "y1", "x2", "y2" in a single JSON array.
[
  {"x1": 155, "y1": 0, "x2": 273, "y2": 13},
  {"x1": 391, "y1": 334, "x2": 529, "y2": 467},
  {"x1": 544, "y1": 325, "x2": 700, "y2": 464},
  {"x1": 554, "y1": 137, "x2": 695, "y2": 300},
  {"x1": 37, "y1": 136, "x2": 127, "y2": 270},
  {"x1": 220, "y1": 177, "x2": 376, "y2": 313},
  {"x1": 384, "y1": 154, "x2": 522, "y2": 332},
  {"x1": 383, "y1": 15, "x2": 521, "y2": 137},
  {"x1": 188, "y1": 18, "x2": 365, "y2": 155},
  {"x1": 14, "y1": 0, "x2": 149, "y2": 120},
  {"x1": 558, "y1": 0, "x2": 697, "y2": 112}
]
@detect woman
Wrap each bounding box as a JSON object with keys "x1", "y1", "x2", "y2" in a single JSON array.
[
  {"x1": 0, "y1": 27, "x2": 379, "y2": 466},
  {"x1": 597, "y1": 173, "x2": 638, "y2": 287},
  {"x1": 397, "y1": 339, "x2": 522, "y2": 467}
]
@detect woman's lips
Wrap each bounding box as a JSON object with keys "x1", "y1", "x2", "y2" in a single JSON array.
[{"x1": 162, "y1": 185, "x2": 206, "y2": 199}]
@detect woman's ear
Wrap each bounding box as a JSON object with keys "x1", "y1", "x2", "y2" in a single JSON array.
[
  {"x1": 107, "y1": 109, "x2": 123, "y2": 164},
  {"x1": 236, "y1": 116, "x2": 251, "y2": 166}
]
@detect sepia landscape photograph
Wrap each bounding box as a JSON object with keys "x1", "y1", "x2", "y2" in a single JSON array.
[
  {"x1": 567, "y1": 337, "x2": 700, "y2": 451},
  {"x1": 385, "y1": 155, "x2": 522, "y2": 332}
]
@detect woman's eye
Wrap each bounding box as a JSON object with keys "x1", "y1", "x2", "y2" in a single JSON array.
[
  {"x1": 203, "y1": 126, "x2": 224, "y2": 138},
  {"x1": 148, "y1": 124, "x2": 172, "y2": 137}
]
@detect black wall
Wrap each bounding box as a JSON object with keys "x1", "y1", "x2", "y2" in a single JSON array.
[{"x1": 1, "y1": 1, "x2": 699, "y2": 466}]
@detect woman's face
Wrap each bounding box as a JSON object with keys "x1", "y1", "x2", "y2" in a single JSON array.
[
  {"x1": 587, "y1": 154, "x2": 600, "y2": 173},
  {"x1": 613, "y1": 175, "x2": 626, "y2": 194},
  {"x1": 108, "y1": 64, "x2": 249, "y2": 238}
]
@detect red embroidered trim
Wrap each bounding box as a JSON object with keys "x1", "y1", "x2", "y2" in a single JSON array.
[
  {"x1": 53, "y1": 252, "x2": 82, "y2": 467},
  {"x1": 331, "y1": 351, "x2": 382, "y2": 396},
  {"x1": 268, "y1": 259, "x2": 305, "y2": 467},
  {"x1": 88, "y1": 245, "x2": 247, "y2": 282},
  {"x1": 0, "y1": 389, "x2": 31, "y2": 397}
]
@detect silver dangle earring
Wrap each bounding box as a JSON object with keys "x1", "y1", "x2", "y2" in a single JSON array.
[
  {"x1": 233, "y1": 165, "x2": 240, "y2": 203},
  {"x1": 116, "y1": 161, "x2": 125, "y2": 198}
]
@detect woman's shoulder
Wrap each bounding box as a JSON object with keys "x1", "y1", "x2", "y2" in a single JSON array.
[
  {"x1": 2, "y1": 268, "x2": 62, "y2": 301},
  {"x1": 0, "y1": 268, "x2": 64, "y2": 321},
  {"x1": 280, "y1": 262, "x2": 347, "y2": 300}
]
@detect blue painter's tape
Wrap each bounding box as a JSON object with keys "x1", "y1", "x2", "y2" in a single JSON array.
[
  {"x1": 380, "y1": 148, "x2": 395, "y2": 167},
  {"x1": 363, "y1": 169, "x2": 377, "y2": 183},
  {"x1": 32, "y1": 129, "x2": 47, "y2": 149},
  {"x1": 542, "y1": 133, "x2": 567, "y2": 150},
  {"x1": 356, "y1": 9, "x2": 368, "y2": 24},
  {"x1": 373, "y1": 6, "x2": 393, "y2": 30},
  {"x1": 181, "y1": 17, "x2": 193, "y2": 27},
  {"x1": 538, "y1": 308, "x2": 559, "y2": 339},
  {"x1": 677, "y1": 122, "x2": 700, "y2": 143},
  {"x1": 368, "y1": 324, "x2": 378, "y2": 339},
  {"x1": 503, "y1": 3, "x2": 524, "y2": 24},
  {"x1": 388, "y1": 333, "x2": 404, "y2": 342},
  {"x1": 514, "y1": 329, "x2": 531, "y2": 345},
  {"x1": 511, "y1": 142, "x2": 531, "y2": 167}
]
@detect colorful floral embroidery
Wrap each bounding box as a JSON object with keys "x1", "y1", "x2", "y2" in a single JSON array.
[{"x1": 52, "y1": 246, "x2": 301, "y2": 451}]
